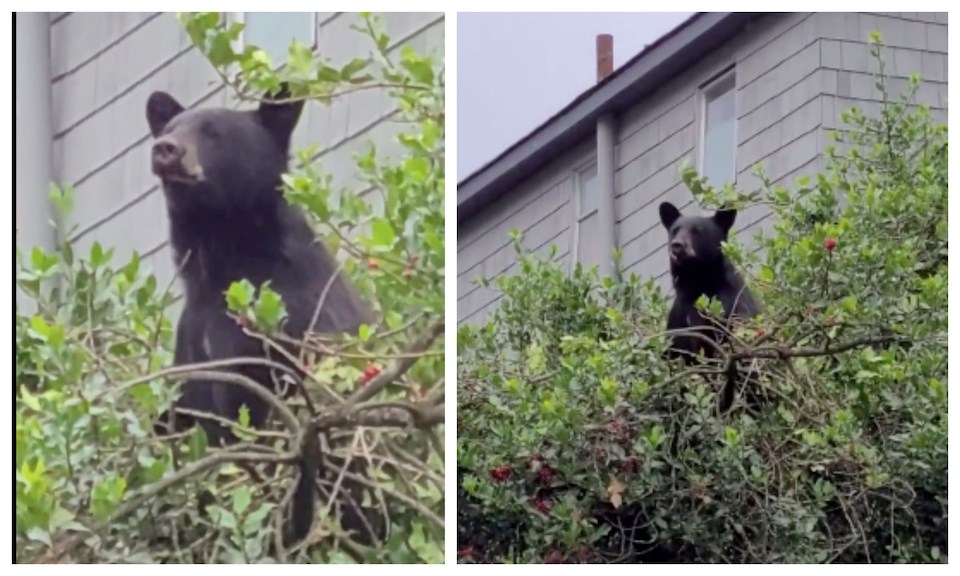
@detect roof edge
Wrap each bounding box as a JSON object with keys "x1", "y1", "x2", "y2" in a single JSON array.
[{"x1": 458, "y1": 12, "x2": 759, "y2": 225}]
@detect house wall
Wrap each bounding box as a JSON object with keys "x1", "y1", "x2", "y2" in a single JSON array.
[
  {"x1": 457, "y1": 11, "x2": 947, "y2": 326},
  {"x1": 33, "y1": 12, "x2": 443, "y2": 313}
]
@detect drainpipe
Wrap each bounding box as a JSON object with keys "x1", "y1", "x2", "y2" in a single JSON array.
[
  {"x1": 16, "y1": 13, "x2": 57, "y2": 253},
  {"x1": 595, "y1": 34, "x2": 618, "y2": 280},
  {"x1": 16, "y1": 13, "x2": 57, "y2": 310}
]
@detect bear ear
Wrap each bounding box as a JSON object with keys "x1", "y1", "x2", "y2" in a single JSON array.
[
  {"x1": 659, "y1": 202, "x2": 681, "y2": 229},
  {"x1": 713, "y1": 208, "x2": 737, "y2": 233},
  {"x1": 146, "y1": 91, "x2": 185, "y2": 137},
  {"x1": 258, "y1": 82, "x2": 304, "y2": 151}
]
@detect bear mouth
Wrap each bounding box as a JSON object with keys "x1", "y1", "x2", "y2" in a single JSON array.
[
  {"x1": 152, "y1": 163, "x2": 205, "y2": 185},
  {"x1": 159, "y1": 172, "x2": 200, "y2": 185},
  {"x1": 669, "y1": 250, "x2": 696, "y2": 264}
]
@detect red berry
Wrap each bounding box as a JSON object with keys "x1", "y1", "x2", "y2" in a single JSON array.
[
  {"x1": 358, "y1": 364, "x2": 381, "y2": 385},
  {"x1": 756, "y1": 327, "x2": 767, "y2": 338},
  {"x1": 544, "y1": 550, "x2": 565, "y2": 564},
  {"x1": 532, "y1": 498, "x2": 551, "y2": 514},
  {"x1": 575, "y1": 546, "x2": 592, "y2": 563},
  {"x1": 490, "y1": 465, "x2": 511, "y2": 482},
  {"x1": 367, "y1": 257, "x2": 380, "y2": 270},
  {"x1": 538, "y1": 465, "x2": 555, "y2": 485},
  {"x1": 824, "y1": 238, "x2": 837, "y2": 251}
]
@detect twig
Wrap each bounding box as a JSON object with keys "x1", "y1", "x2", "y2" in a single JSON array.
[
  {"x1": 339, "y1": 469, "x2": 444, "y2": 531},
  {"x1": 105, "y1": 357, "x2": 300, "y2": 399},
  {"x1": 161, "y1": 369, "x2": 300, "y2": 435},
  {"x1": 339, "y1": 319, "x2": 444, "y2": 413},
  {"x1": 306, "y1": 259, "x2": 347, "y2": 352},
  {"x1": 39, "y1": 447, "x2": 296, "y2": 564}
]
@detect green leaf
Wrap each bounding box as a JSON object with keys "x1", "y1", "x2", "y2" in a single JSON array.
[
  {"x1": 232, "y1": 485, "x2": 252, "y2": 515},
  {"x1": 404, "y1": 156, "x2": 431, "y2": 183},
  {"x1": 400, "y1": 46, "x2": 434, "y2": 84},
  {"x1": 91, "y1": 476, "x2": 127, "y2": 522},
  {"x1": 340, "y1": 57, "x2": 368, "y2": 80},
  {"x1": 30, "y1": 247, "x2": 57, "y2": 273},
  {"x1": 370, "y1": 218, "x2": 397, "y2": 248},
  {"x1": 49, "y1": 182, "x2": 74, "y2": 215},
  {"x1": 358, "y1": 323, "x2": 372, "y2": 342},
  {"x1": 188, "y1": 427, "x2": 208, "y2": 460},
  {"x1": 26, "y1": 527, "x2": 51, "y2": 547},
  {"x1": 287, "y1": 40, "x2": 314, "y2": 77},
  {"x1": 243, "y1": 503, "x2": 273, "y2": 534},
  {"x1": 123, "y1": 251, "x2": 141, "y2": 282},
  {"x1": 29, "y1": 316, "x2": 51, "y2": 339},
  {"x1": 316, "y1": 64, "x2": 341, "y2": 83},
  {"x1": 49, "y1": 507, "x2": 76, "y2": 531},
  {"x1": 225, "y1": 280, "x2": 255, "y2": 313},
  {"x1": 759, "y1": 266, "x2": 776, "y2": 283},
  {"x1": 90, "y1": 242, "x2": 107, "y2": 267},
  {"x1": 208, "y1": 32, "x2": 237, "y2": 68},
  {"x1": 19, "y1": 388, "x2": 42, "y2": 412},
  {"x1": 253, "y1": 284, "x2": 288, "y2": 331}
]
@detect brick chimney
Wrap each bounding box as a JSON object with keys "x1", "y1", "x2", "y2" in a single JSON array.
[{"x1": 596, "y1": 33, "x2": 613, "y2": 83}]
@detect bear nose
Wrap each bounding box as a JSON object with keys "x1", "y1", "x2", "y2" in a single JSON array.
[
  {"x1": 151, "y1": 137, "x2": 185, "y2": 174},
  {"x1": 669, "y1": 241, "x2": 686, "y2": 257}
]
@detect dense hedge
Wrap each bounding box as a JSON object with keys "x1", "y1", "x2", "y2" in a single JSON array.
[
  {"x1": 457, "y1": 38, "x2": 947, "y2": 564},
  {"x1": 16, "y1": 13, "x2": 444, "y2": 564}
]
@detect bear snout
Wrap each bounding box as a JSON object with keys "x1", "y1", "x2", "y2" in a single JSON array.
[
  {"x1": 670, "y1": 240, "x2": 694, "y2": 261},
  {"x1": 152, "y1": 137, "x2": 185, "y2": 172},
  {"x1": 151, "y1": 136, "x2": 204, "y2": 183}
]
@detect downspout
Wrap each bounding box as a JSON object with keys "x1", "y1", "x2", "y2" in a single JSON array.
[
  {"x1": 595, "y1": 34, "x2": 618, "y2": 280},
  {"x1": 16, "y1": 13, "x2": 57, "y2": 310},
  {"x1": 16, "y1": 13, "x2": 57, "y2": 254}
]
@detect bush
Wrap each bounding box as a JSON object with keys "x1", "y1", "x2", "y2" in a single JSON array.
[
  {"x1": 16, "y1": 12, "x2": 444, "y2": 564},
  {"x1": 457, "y1": 37, "x2": 946, "y2": 564}
]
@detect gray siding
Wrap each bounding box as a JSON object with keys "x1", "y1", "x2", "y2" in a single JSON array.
[
  {"x1": 48, "y1": 12, "x2": 444, "y2": 297},
  {"x1": 457, "y1": 140, "x2": 592, "y2": 325},
  {"x1": 617, "y1": 12, "x2": 823, "y2": 287},
  {"x1": 457, "y1": 11, "x2": 947, "y2": 325}
]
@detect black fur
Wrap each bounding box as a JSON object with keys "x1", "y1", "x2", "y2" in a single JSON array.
[
  {"x1": 659, "y1": 201, "x2": 760, "y2": 412},
  {"x1": 146, "y1": 85, "x2": 380, "y2": 548}
]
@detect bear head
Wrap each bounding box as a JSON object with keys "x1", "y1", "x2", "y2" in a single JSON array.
[
  {"x1": 145, "y1": 84, "x2": 304, "y2": 214},
  {"x1": 658, "y1": 201, "x2": 737, "y2": 272}
]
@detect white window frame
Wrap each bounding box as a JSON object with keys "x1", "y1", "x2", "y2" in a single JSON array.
[
  {"x1": 570, "y1": 160, "x2": 599, "y2": 270},
  {"x1": 697, "y1": 66, "x2": 737, "y2": 188},
  {"x1": 226, "y1": 12, "x2": 318, "y2": 68}
]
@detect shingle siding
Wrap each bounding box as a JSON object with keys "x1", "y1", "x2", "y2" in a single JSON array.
[
  {"x1": 457, "y1": 11, "x2": 947, "y2": 326},
  {"x1": 456, "y1": 138, "x2": 596, "y2": 320},
  {"x1": 43, "y1": 12, "x2": 443, "y2": 296}
]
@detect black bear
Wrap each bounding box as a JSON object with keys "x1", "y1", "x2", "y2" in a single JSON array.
[
  {"x1": 658, "y1": 201, "x2": 760, "y2": 412},
  {"x1": 146, "y1": 85, "x2": 382, "y2": 548}
]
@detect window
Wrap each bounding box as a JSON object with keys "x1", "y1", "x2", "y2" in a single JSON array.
[
  {"x1": 573, "y1": 163, "x2": 605, "y2": 271},
  {"x1": 239, "y1": 12, "x2": 316, "y2": 66},
  {"x1": 699, "y1": 68, "x2": 736, "y2": 188}
]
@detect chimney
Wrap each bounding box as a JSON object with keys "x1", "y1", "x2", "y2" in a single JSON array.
[{"x1": 596, "y1": 33, "x2": 613, "y2": 83}]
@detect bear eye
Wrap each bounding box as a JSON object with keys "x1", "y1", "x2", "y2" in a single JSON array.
[{"x1": 201, "y1": 122, "x2": 220, "y2": 140}]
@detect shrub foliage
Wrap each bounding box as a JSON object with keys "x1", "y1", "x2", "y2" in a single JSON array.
[
  {"x1": 457, "y1": 38, "x2": 947, "y2": 564},
  {"x1": 16, "y1": 12, "x2": 444, "y2": 564}
]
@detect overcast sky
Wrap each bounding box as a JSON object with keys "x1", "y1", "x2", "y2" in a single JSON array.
[{"x1": 457, "y1": 12, "x2": 694, "y2": 182}]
